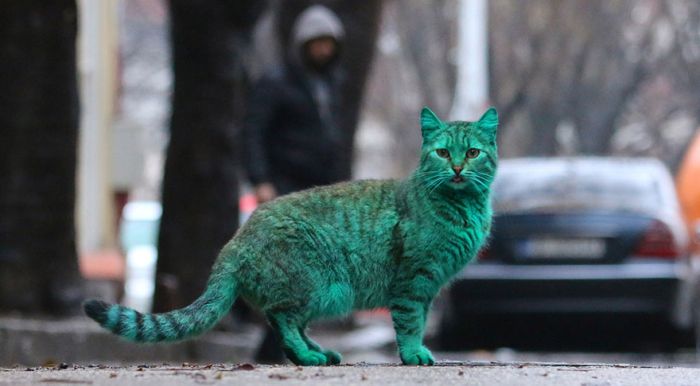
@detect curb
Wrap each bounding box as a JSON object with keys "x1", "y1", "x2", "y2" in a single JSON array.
[{"x1": 0, "y1": 317, "x2": 261, "y2": 366}]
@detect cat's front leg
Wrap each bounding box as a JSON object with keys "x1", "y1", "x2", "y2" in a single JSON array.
[{"x1": 389, "y1": 298, "x2": 434, "y2": 365}]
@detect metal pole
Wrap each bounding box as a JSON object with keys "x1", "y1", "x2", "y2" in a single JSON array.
[
  {"x1": 449, "y1": 0, "x2": 489, "y2": 121},
  {"x1": 77, "y1": 0, "x2": 118, "y2": 253}
]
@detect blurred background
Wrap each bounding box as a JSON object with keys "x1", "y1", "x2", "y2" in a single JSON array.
[{"x1": 3, "y1": 0, "x2": 700, "y2": 367}]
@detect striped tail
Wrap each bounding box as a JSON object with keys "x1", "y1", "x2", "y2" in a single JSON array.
[{"x1": 83, "y1": 269, "x2": 237, "y2": 343}]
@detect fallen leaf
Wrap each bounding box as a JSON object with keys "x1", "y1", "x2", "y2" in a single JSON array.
[
  {"x1": 234, "y1": 363, "x2": 256, "y2": 371},
  {"x1": 40, "y1": 379, "x2": 92, "y2": 384}
]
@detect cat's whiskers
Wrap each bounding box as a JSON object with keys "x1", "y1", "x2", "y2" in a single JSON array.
[
  {"x1": 469, "y1": 171, "x2": 493, "y2": 180},
  {"x1": 414, "y1": 170, "x2": 446, "y2": 179},
  {"x1": 418, "y1": 169, "x2": 494, "y2": 194},
  {"x1": 464, "y1": 173, "x2": 489, "y2": 185},
  {"x1": 427, "y1": 171, "x2": 452, "y2": 195},
  {"x1": 415, "y1": 170, "x2": 449, "y2": 188},
  {"x1": 463, "y1": 169, "x2": 491, "y2": 181},
  {"x1": 416, "y1": 176, "x2": 440, "y2": 188},
  {"x1": 423, "y1": 177, "x2": 443, "y2": 193},
  {"x1": 463, "y1": 171, "x2": 490, "y2": 191},
  {"x1": 428, "y1": 179, "x2": 444, "y2": 195},
  {"x1": 464, "y1": 171, "x2": 489, "y2": 183}
]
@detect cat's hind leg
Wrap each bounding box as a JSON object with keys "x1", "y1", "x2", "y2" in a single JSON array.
[
  {"x1": 268, "y1": 313, "x2": 328, "y2": 366},
  {"x1": 298, "y1": 326, "x2": 342, "y2": 365}
]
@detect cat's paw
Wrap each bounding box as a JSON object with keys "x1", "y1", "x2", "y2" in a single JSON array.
[
  {"x1": 293, "y1": 350, "x2": 329, "y2": 366},
  {"x1": 323, "y1": 349, "x2": 342, "y2": 365},
  {"x1": 400, "y1": 345, "x2": 435, "y2": 366}
]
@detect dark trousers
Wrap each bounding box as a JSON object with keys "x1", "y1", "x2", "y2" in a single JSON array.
[{"x1": 254, "y1": 176, "x2": 319, "y2": 364}]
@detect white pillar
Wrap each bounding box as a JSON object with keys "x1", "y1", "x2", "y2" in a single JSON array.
[
  {"x1": 77, "y1": 0, "x2": 119, "y2": 253},
  {"x1": 449, "y1": 0, "x2": 489, "y2": 121}
]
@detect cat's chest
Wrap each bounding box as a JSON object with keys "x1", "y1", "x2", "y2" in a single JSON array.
[
  {"x1": 407, "y1": 211, "x2": 489, "y2": 252},
  {"x1": 441, "y1": 218, "x2": 486, "y2": 248}
]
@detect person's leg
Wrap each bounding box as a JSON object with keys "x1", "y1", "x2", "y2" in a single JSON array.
[{"x1": 254, "y1": 324, "x2": 287, "y2": 364}]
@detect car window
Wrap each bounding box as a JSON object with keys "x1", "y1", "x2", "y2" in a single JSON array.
[{"x1": 492, "y1": 161, "x2": 663, "y2": 215}]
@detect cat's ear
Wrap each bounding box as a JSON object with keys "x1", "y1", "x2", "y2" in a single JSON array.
[
  {"x1": 478, "y1": 107, "x2": 498, "y2": 141},
  {"x1": 420, "y1": 106, "x2": 444, "y2": 139},
  {"x1": 478, "y1": 107, "x2": 498, "y2": 132}
]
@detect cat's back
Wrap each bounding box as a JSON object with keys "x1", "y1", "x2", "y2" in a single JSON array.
[
  {"x1": 236, "y1": 179, "x2": 400, "y2": 245},
  {"x1": 234, "y1": 179, "x2": 401, "y2": 270},
  {"x1": 263, "y1": 179, "x2": 398, "y2": 217}
]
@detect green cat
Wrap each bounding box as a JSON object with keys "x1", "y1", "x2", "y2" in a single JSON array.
[{"x1": 84, "y1": 106, "x2": 498, "y2": 366}]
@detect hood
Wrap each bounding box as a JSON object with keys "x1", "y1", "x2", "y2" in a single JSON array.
[{"x1": 291, "y1": 5, "x2": 345, "y2": 51}]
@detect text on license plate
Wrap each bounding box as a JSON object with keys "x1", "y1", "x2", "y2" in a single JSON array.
[{"x1": 520, "y1": 238, "x2": 606, "y2": 259}]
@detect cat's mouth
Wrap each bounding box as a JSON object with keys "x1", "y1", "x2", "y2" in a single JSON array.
[{"x1": 451, "y1": 176, "x2": 465, "y2": 183}]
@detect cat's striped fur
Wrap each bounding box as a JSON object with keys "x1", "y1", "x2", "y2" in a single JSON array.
[{"x1": 84, "y1": 107, "x2": 498, "y2": 366}]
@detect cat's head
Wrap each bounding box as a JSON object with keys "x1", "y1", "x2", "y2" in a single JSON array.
[{"x1": 416, "y1": 106, "x2": 498, "y2": 194}]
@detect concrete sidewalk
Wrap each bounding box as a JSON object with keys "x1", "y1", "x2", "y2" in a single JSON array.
[
  {"x1": 3, "y1": 362, "x2": 700, "y2": 386},
  {"x1": 5, "y1": 316, "x2": 700, "y2": 385}
]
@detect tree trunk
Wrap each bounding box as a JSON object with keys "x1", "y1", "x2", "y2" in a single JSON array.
[
  {"x1": 154, "y1": 0, "x2": 263, "y2": 311},
  {"x1": 276, "y1": 0, "x2": 383, "y2": 179},
  {"x1": 0, "y1": 1, "x2": 82, "y2": 314}
]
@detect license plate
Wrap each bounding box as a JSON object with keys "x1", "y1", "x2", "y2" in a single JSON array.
[{"x1": 519, "y1": 238, "x2": 606, "y2": 259}]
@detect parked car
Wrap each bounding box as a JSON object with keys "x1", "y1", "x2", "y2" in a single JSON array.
[{"x1": 438, "y1": 157, "x2": 697, "y2": 350}]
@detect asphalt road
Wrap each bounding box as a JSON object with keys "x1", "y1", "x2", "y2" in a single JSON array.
[{"x1": 3, "y1": 362, "x2": 700, "y2": 386}]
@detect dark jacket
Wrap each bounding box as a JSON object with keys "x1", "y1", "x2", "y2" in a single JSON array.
[
  {"x1": 243, "y1": 5, "x2": 350, "y2": 194},
  {"x1": 243, "y1": 63, "x2": 350, "y2": 193}
]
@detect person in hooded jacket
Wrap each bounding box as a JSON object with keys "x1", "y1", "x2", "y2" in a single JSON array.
[
  {"x1": 243, "y1": 5, "x2": 350, "y2": 204},
  {"x1": 242, "y1": 5, "x2": 350, "y2": 363}
]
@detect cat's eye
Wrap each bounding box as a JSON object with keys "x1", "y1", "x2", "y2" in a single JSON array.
[
  {"x1": 436, "y1": 149, "x2": 450, "y2": 158},
  {"x1": 466, "y1": 148, "x2": 481, "y2": 159}
]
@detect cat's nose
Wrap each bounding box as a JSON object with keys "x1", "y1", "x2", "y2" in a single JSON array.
[{"x1": 452, "y1": 166, "x2": 463, "y2": 175}]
